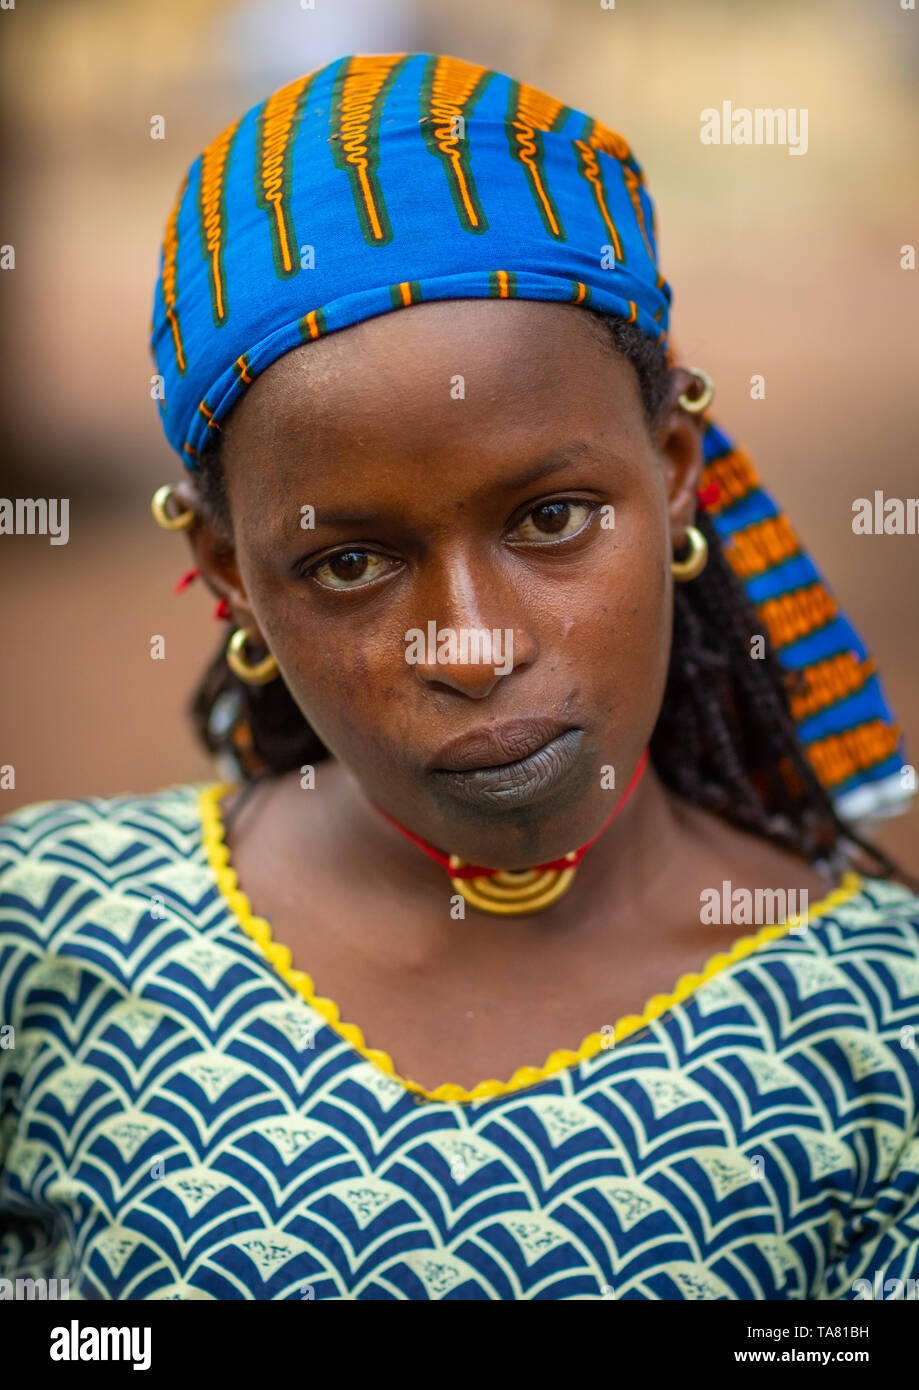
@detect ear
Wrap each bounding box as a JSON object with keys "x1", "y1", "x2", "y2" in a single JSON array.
[
  {"x1": 652, "y1": 367, "x2": 708, "y2": 550},
  {"x1": 171, "y1": 478, "x2": 268, "y2": 642}
]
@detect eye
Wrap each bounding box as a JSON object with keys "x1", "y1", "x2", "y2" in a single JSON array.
[
  {"x1": 308, "y1": 548, "x2": 397, "y2": 591},
  {"x1": 512, "y1": 499, "x2": 595, "y2": 543}
]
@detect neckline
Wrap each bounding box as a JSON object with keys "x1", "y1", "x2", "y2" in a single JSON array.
[{"x1": 196, "y1": 780, "x2": 864, "y2": 1106}]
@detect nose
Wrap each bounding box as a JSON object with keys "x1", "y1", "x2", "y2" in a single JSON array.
[{"x1": 407, "y1": 551, "x2": 537, "y2": 697}]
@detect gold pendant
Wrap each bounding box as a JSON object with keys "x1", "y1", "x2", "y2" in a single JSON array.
[{"x1": 448, "y1": 852, "x2": 578, "y2": 916}]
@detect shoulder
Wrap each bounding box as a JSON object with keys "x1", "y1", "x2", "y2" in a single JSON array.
[
  {"x1": 811, "y1": 874, "x2": 919, "y2": 955},
  {"x1": 737, "y1": 874, "x2": 919, "y2": 1046},
  {"x1": 0, "y1": 783, "x2": 225, "y2": 941},
  {"x1": 751, "y1": 873, "x2": 919, "y2": 972},
  {"x1": 0, "y1": 782, "x2": 217, "y2": 867}
]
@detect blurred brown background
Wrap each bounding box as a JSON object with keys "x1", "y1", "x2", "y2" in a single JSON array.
[{"x1": 0, "y1": 0, "x2": 916, "y2": 866}]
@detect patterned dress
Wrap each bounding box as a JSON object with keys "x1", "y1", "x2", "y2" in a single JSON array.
[{"x1": 1, "y1": 784, "x2": 918, "y2": 1301}]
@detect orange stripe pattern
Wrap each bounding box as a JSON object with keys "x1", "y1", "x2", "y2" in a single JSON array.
[
  {"x1": 256, "y1": 73, "x2": 314, "y2": 275},
  {"x1": 723, "y1": 514, "x2": 801, "y2": 579},
  {"x1": 160, "y1": 173, "x2": 188, "y2": 375},
  {"x1": 198, "y1": 117, "x2": 240, "y2": 324},
  {"x1": 789, "y1": 653, "x2": 877, "y2": 722}
]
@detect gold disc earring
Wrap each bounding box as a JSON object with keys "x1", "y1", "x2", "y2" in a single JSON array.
[
  {"x1": 671, "y1": 525, "x2": 708, "y2": 582},
  {"x1": 151, "y1": 484, "x2": 194, "y2": 531},
  {"x1": 677, "y1": 368, "x2": 714, "y2": 415},
  {"x1": 226, "y1": 628, "x2": 279, "y2": 685}
]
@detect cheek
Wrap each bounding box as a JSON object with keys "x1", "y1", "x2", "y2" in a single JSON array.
[
  {"x1": 605, "y1": 544, "x2": 671, "y2": 670},
  {"x1": 253, "y1": 587, "x2": 416, "y2": 760},
  {"x1": 543, "y1": 522, "x2": 673, "y2": 715}
]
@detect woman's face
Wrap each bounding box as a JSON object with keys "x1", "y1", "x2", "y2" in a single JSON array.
[{"x1": 187, "y1": 299, "x2": 704, "y2": 867}]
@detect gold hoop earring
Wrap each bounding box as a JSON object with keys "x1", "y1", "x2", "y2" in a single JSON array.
[
  {"x1": 151, "y1": 484, "x2": 194, "y2": 531},
  {"x1": 677, "y1": 368, "x2": 714, "y2": 415},
  {"x1": 226, "y1": 628, "x2": 279, "y2": 685},
  {"x1": 671, "y1": 525, "x2": 708, "y2": 582}
]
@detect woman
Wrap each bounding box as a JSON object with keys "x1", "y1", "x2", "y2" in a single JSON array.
[{"x1": 2, "y1": 53, "x2": 918, "y2": 1302}]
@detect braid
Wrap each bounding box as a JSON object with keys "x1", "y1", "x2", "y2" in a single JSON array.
[
  {"x1": 188, "y1": 316, "x2": 904, "y2": 881},
  {"x1": 657, "y1": 510, "x2": 851, "y2": 857}
]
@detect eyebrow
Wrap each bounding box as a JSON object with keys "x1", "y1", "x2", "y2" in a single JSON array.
[
  {"x1": 311, "y1": 442, "x2": 601, "y2": 530},
  {"x1": 478, "y1": 441, "x2": 598, "y2": 498}
]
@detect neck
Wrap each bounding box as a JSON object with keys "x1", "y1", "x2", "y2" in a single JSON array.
[
  {"x1": 369, "y1": 748, "x2": 649, "y2": 878},
  {"x1": 320, "y1": 752, "x2": 683, "y2": 918}
]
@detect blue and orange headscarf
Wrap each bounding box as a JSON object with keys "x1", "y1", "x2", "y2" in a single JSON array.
[{"x1": 150, "y1": 52, "x2": 908, "y2": 822}]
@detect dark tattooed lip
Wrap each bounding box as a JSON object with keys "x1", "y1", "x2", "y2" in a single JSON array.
[
  {"x1": 429, "y1": 729, "x2": 585, "y2": 809},
  {"x1": 428, "y1": 716, "x2": 575, "y2": 772}
]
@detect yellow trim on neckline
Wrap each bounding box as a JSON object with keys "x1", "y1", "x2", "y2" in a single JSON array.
[{"x1": 197, "y1": 781, "x2": 863, "y2": 1106}]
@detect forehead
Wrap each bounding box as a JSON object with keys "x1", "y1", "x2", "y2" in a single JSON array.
[{"x1": 219, "y1": 299, "x2": 621, "y2": 455}]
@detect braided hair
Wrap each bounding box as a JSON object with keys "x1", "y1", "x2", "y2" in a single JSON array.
[{"x1": 189, "y1": 315, "x2": 903, "y2": 879}]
